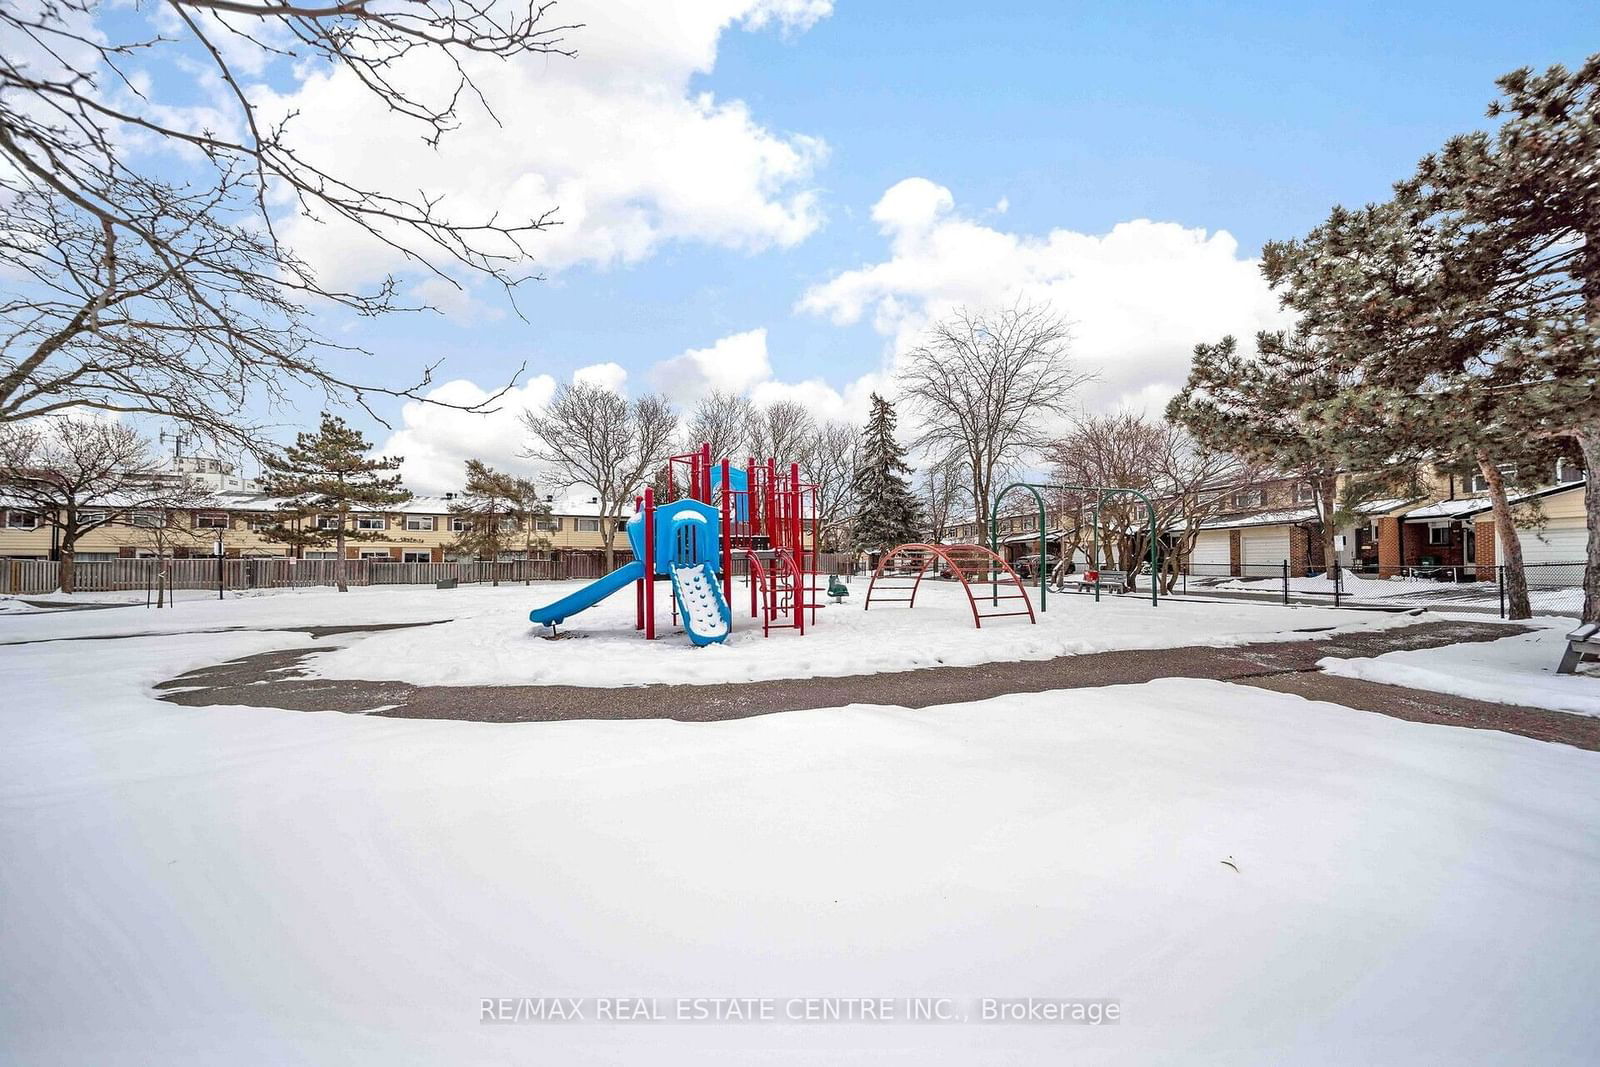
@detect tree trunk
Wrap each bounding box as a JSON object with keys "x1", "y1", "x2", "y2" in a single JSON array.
[
  {"x1": 1477, "y1": 451, "x2": 1530, "y2": 620},
  {"x1": 602, "y1": 521, "x2": 615, "y2": 573},
  {"x1": 335, "y1": 517, "x2": 348, "y2": 593},
  {"x1": 58, "y1": 541, "x2": 75, "y2": 595},
  {"x1": 1577, "y1": 427, "x2": 1600, "y2": 624},
  {"x1": 1318, "y1": 473, "x2": 1339, "y2": 575}
]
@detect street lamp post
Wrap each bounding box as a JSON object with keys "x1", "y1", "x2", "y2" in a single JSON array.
[{"x1": 214, "y1": 536, "x2": 224, "y2": 600}]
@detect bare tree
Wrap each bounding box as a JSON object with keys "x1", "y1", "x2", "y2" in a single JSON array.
[
  {"x1": 1050, "y1": 413, "x2": 1264, "y2": 593},
  {"x1": 684, "y1": 390, "x2": 753, "y2": 460},
  {"x1": 0, "y1": 417, "x2": 210, "y2": 593},
  {"x1": 522, "y1": 384, "x2": 677, "y2": 570},
  {"x1": 917, "y1": 451, "x2": 966, "y2": 544},
  {"x1": 900, "y1": 303, "x2": 1090, "y2": 533},
  {"x1": 801, "y1": 420, "x2": 859, "y2": 551},
  {"x1": 744, "y1": 399, "x2": 816, "y2": 464},
  {"x1": 0, "y1": 0, "x2": 576, "y2": 447}
]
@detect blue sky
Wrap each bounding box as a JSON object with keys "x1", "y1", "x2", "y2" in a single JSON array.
[{"x1": 114, "y1": 0, "x2": 1594, "y2": 488}]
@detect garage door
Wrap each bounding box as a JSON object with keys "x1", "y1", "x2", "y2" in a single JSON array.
[
  {"x1": 1241, "y1": 527, "x2": 1290, "y2": 569},
  {"x1": 1517, "y1": 522, "x2": 1587, "y2": 565},
  {"x1": 1188, "y1": 531, "x2": 1231, "y2": 568}
]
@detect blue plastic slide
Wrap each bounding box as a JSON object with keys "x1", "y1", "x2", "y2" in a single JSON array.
[
  {"x1": 528, "y1": 560, "x2": 644, "y2": 627},
  {"x1": 528, "y1": 497, "x2": 734, "y2": 644},
  {"x1": 670, "y1": 562, "x2": 732, "y2": 646}
]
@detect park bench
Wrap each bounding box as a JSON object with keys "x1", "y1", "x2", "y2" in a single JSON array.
[
  {"x1": 1073, "y1": 569, "x2": 1128, "y2": 593},
  {"x1": 1558, "y1": 622, "x2": 1600, "y2": 675}
]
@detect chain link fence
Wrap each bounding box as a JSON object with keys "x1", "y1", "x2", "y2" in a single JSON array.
[{"x1": 1174, "y1": 560, "x2": 1588, "y2": 617}]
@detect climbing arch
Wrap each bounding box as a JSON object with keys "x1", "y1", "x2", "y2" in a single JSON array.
[{"x1": 864, "y1": 543, "x2": 1036, "y2": 628}]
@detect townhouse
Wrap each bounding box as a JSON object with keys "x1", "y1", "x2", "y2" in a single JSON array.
[{"x1": 0, "y1": 491, "x2": 636, "y2": 570}]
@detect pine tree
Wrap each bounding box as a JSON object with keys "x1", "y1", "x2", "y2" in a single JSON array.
[
  {"x1": 446, "y1": 460, "x2": 551, "y2": 584},
  {"x1": 1260, "y1": 55, "x2": 1600, "y2": 620},
  {"x1": 1166, "y1": 331, "x2": 1355, "y2": 574},
  {"x1": 851, "y1": 393, "x2": 922, "y2": 552},
  {"x1": 259, "y1": 413, "x2": 410, "y2": 592}
]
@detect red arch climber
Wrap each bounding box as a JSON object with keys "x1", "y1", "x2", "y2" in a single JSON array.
[{"x1": 864, "y1": 543, "x2": 1036, "y2": 628}]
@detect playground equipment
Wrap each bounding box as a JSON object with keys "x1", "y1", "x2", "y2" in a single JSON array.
[
  {"x1": 528, "y1": 443, "x2": 822, "y2": 644},
  {"x1": 989, "y1": 482, "x2": 1160, "y2": 610},
  {"x1": 864, "y1": 543, "x2": 1035, "y2": 628}
]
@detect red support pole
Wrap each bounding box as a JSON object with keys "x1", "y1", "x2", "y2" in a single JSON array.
[
  {"x1": 699, "y1": 442, "x2": 712, "y2": 503},
  {"x1": 746, "y1": 457, "x2": 758, "y2": 537},
  {"x1": 643, "y1": 487, "x2": 656, "y2": 640},
  {"x1": 720, "y1": 458, "x2": 732, "y2": 606},
  {"x1": 634, "y1": 494, "x2": 644, "y2": 631},
  {"x1": 790, "y1": 462, "x2": 803, "y2": 634}
]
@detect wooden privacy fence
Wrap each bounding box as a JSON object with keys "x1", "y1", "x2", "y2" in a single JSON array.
[
  {"x1": 0, "y1": 555, "x2": 619, "y2": 596},
  {"x1": 2, "y1": 549, "x2": 860, "y2": 597}
]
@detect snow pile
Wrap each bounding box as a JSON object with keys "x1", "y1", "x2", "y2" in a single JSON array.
[
  {"x1": 5, "y1": 631, "x2": 1599, "y2": 1063},
  {"x1": 1320, "y1": 623, "x2": 1600, "y2": 716},
  {"x1": 305, "y1": 580, "x2": 1425, "y2": 687}
]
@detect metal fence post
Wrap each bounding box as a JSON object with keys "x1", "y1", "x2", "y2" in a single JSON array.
[
  {"x1": 1282, "y1": 559, "x2": 1289, "y2": 605},
  {"x1": 1333, "y1": 561, "x2": 1342, "y2": 609},
  {"x1": 1498, "y1": 564, "x2": 1506, "y2": 619}
]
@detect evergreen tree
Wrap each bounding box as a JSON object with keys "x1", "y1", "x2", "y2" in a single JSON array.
[
  {"x1": 851, "y1": 394, "x2": 922, "y2": 552},
  {"x1": 446, "y1": 460, "x2": 551, "y2": 584},
  {"x1": 259, "y1": 413, "x2": 410, "y2": 592},
  {"x1": 1261, "y1": 56, "x2": 1600, "y2": 620},
  {"x1": 1166, "y1": 331, "x2": 1355, "y2": 573}
]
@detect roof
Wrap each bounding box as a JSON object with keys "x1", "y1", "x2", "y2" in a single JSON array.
[
  {"x1": 205, "y1": 491, "x2": 633, "y2": 518},
  {"x1": 1401, "y1": 481, "x2": 1584, "y2": 523}
]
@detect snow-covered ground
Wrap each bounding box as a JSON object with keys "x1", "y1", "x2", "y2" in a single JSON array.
[
  {"x1": 1321, "y1": 622, "x2": 1600, "y2": 716},
  {"x1": 296, "y1": 579, "x2": 1428, "y2": 687},
  {"x1": 1, "y1": 580, "x2": 1427, "y2": 688},
  {"x1": 4, "y1": 627, "x2": 1598, "y2": 1064}
]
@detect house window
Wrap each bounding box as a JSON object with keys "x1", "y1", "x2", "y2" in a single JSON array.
[
  {"x1": 1556, "y1": 458, "x2": 1585, "y2": 484},
  {"x1": 536, "y1": 517, "x2": 561, "y2": 532},
  {"x1": 1469, "y1": 465, "x2": 1516, "y2": 494},
  {"x1": 1427, "y1": 522, "x2": 1451, "y2": 546},
  {"x1": 356, "y1": 515, "x2": 386, "y2": 531},
  {"x1": 304, "y1": 551, "x2": 338, "y2": 560},
  {"x1": 450, "y1": 517, "x2": 472, "y2": 532},
  {"x1": 575, "y1": 518, "x2": 601, "y2": 533},
  {"x1": 405, "y1": 516, "x2": 436, "y2": 531},
  {"x1": 498, "y1": 517, "x2": 521, "y2": 532},
  {"x1": 193, "y1": 512, "x2": 228, "y2": 530},
  {"x1": 402, "y1": 551, "x2": 431, "y2": 563},
  {"x1": 1296, "y1": 483, "x2": 1316, "y2": 504},
  {"x1": 5, "y1": 510, "x2": 38, "y2": 529},
  {"x1": 1231, "y1": 488, "x2": 1265, "y2": 510},
  {"x1": 131, "y1": 510, "x2": 164, "y2": 528},
  {"x1": 359, "y1": 549, "x2": 393, "y2": 560},
  {"x1": 315, "y1": 516, "x2": 340, "y2": 531},
  {"x1": 76, "y1": 510, "x2": 106, "y2": 526}
]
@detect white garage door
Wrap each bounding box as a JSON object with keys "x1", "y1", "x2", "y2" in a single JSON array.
[
  {"x1": 1241, "y1": 527, "x2": 1290, "y2": 569},
  {"x1": 1188, "y1": 532, "x2": 1231, "y2": 568},
  {"x1": 1517, "y1": 522, "x2": 1587, "y2": 565}
]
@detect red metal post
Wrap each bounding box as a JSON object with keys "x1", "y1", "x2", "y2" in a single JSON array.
[
  {"x1": 699, "y1": 442, "x2": 712, "y2": 503},
  {"x1": 720, "y1": 458, "x2": 732, "y2": 606},
  {"x1": 642, "y1": 487, "x2": 656, "y2": 640},
  {"x1": 790, "y1": 462, "x2": 803, "y2": 634},
  {"x1": 634, "y1": 494, "x2": 644, "y2": 630},
  {"x1": 746, "y1": 457, "x2": 758, "y2": 538}
]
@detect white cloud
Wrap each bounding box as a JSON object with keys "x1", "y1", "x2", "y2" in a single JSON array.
[
  {"x1": 800, "y1": 179, "x2": 1293, "y2": 416},
  {"x1": 572, "y1": 361, "x2": 629, "y2": 394},
  {"x1": 376, "y1": 376, "x2": 556, "y2": 494},
  {"x1": 262, "y1": 1, "x2": 832, "y2": 305},
  {"x1": 649, "y1": 328, "x2": 773, "y2": 404},
  {"x1": 646, "y1": 327, "x2": 884, "y2": 426}
]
